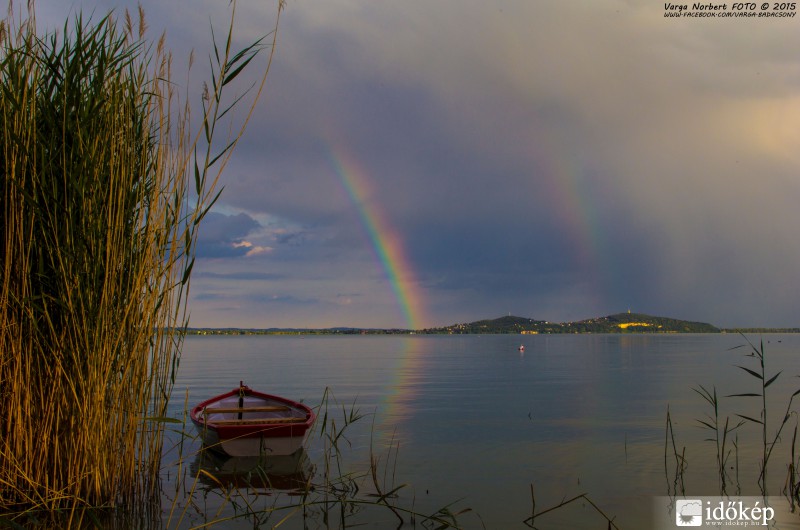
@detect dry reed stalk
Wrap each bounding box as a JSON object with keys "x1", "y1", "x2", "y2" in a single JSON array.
[{"x1": 0, "y1": 0, "x2": 283, "y2": 518}]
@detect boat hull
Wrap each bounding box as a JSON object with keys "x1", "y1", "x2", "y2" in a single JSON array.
[
  {"x1": 198, "y1": 426, "x2": 308, "y2": 457},
  {"x1": 191, "y1": 385, "x2": 315, "y2": 457}
]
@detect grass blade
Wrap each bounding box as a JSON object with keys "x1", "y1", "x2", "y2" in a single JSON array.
[
  {"x1": 737, "y1": 365, "x2": 763, "y2": 380},
  {"x1": 764, "y1": 371, "x2": 782, "y2": 388}
]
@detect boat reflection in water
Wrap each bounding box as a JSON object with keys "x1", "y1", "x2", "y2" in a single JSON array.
[{"x1": 191, "y1": 447, "x2": 313, "y2": 493}]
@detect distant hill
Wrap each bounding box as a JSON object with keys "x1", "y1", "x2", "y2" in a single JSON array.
[
  {"x1": 186, "y1": 313, "x2": 736, "y2": 335},
  {"x1": 436, "y1": 312, "x2": 720, "y2": 334}
]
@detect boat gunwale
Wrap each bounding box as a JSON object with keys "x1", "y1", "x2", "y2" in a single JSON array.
[{"x1": 190, "y1": 387, "x2": 316, "y2": 438}]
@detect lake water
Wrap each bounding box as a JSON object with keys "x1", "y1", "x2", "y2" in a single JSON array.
[{"x1": 162, "y1": 333, "x2": 800, "y2": 529}]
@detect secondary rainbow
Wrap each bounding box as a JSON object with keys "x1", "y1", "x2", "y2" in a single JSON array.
[
  {"x1": 327, "y1": 146, "x2": 426, "y2": 331},
  {"x1": 525, "y1": 127, "x2": 614, "y2": 311}
]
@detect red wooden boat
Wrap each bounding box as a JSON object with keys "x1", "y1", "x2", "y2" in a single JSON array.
[{"x1": 191, "y1": 382, "x2": 316, "y2": 457}]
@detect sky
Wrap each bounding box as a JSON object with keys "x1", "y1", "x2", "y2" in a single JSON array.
[{"x1": 31, "y1": 0, "x2": 800, "y2": 329}]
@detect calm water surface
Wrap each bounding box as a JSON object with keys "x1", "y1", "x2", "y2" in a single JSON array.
[{"x1": 164, "y1": 333, "x2": 800, "y2": 528}]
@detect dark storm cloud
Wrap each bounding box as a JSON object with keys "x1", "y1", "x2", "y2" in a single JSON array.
[
  {"x1": 193, "y1": 271, "x2": 285, "y2": 281},
  {"x1": 195, "y1": 212, "x2": 262, "y2": 258},
  {"x1": 35, "y1": 0, "x2": 800, "y2": 328}
]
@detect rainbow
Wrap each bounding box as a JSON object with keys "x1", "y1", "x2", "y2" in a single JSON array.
[
  {"x1": 327, "y1": 145, "x2": 427, "y2": 330},
  {"x1": 379, "y1": 335, "x2": 428, "y2": 435},
  {"x1": 327, "y1": 143, "x2": 430, "y2": 436},
  {"x1": 527, "y1": 130, "x2": 613, "y2": 311}
]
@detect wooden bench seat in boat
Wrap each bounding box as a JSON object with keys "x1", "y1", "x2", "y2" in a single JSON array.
[
  {"x1": 203, "y1": 405, "x2": 291, "y2": 414},
  {"x1": 205, "y1": 416, "x2": 308, "y2": 425}
]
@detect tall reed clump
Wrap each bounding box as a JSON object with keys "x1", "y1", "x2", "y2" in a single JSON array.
[
  {"x1": 666, "y1": 335, "x2": 800, "y2": 498},
  {"x1": 0, "y1": 1, "x2": 280, "y2": 516},
  {"x1": 727, "y1": 337, "x2": 800, "y2": 495}
]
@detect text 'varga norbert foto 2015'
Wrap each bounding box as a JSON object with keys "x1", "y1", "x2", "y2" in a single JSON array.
[{"x1": 665, "y1": 2, "x2": 798, "y2": 16}]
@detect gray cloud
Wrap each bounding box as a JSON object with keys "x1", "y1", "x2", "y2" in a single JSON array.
[
  {"x1": 195, "y1": 212, "x2": 263, "y2": 258},
  {"x1": 194, "y1": 271, "x2": 285, "y2": 281},
  {"x1": 36, "y1": 0, "x2": 800, "y2": 328}
]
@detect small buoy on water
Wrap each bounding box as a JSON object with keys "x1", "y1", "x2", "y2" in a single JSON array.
[{"x1": 518, "y1": 345, "x2": 525, "y2": 352}]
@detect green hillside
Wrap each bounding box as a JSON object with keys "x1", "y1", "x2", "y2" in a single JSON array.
[{"x1": 438, "y1": 312, "x2": 720, "y2": 334}]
